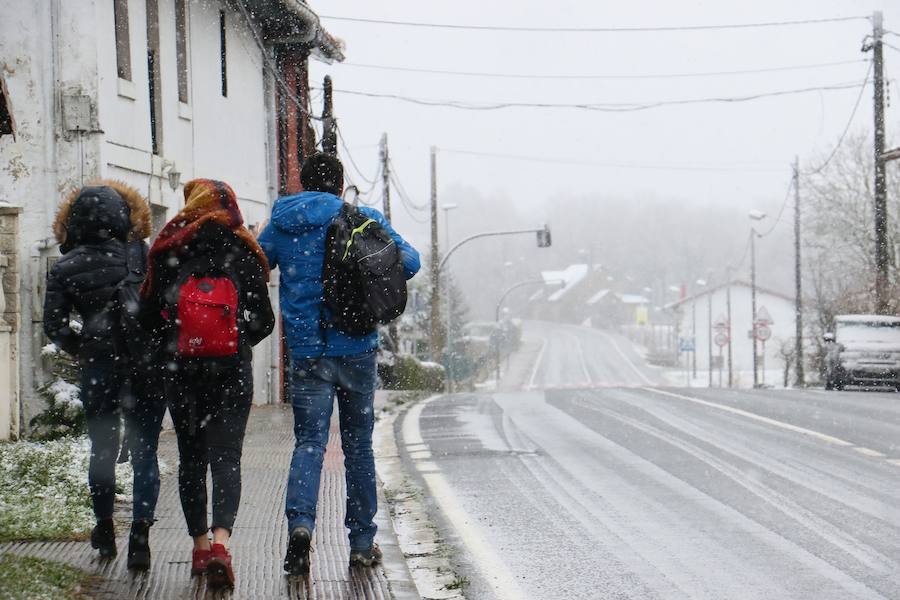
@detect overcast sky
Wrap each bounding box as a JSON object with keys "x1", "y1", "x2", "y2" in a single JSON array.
[{"x1": 308, "y1": 1, "x2": 899, "y2": 254}]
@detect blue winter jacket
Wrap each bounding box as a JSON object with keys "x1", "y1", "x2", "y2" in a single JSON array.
[{"x1": 258, "y1": 191, "x2": 421, "y2": 358}]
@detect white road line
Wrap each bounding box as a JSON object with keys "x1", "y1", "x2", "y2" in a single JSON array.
[
  {"x1": 527, "y1": 336, "x2": 548, "y2": 389},
  {"x1": 573, "y1": 333, "x2": 593, "y2": 386},
  {"x1": 403, "y1": 398, "x2": 529, "y2": 600},
  {"x1": 853, "y1": 447, "x2": 886, "y2": 458},
  {"x1": 602, "y1": 332, "x2": 655, "y2": 385},
  {"x1": 887, "y1": 459, "x2": 900, "y2": 468},
  {"x1": 642, "y1": 388, "x2": 855, "y2": 447}
]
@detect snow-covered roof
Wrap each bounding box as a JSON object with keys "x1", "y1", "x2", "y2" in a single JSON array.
[
  {"x1": 619, "y1": 294, "x2": 649, "y2": 305},
  {"x1": 666, "y1": 280, "x2": 793, "y2": 309},
  {"x1": 542, "y1": 264, "x2": 588, "y2": 302},
  {"x1": 587, "y1": 289, "x2": 612, "y2": 305}
]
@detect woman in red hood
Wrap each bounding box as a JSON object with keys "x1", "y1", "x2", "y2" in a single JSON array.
[{"x1": 141, "y1": 179, "x2": 274, "y2": 589}]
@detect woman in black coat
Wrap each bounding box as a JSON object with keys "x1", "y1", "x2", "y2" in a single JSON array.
[{"x1": 43, "y1": 181, "x2": 165, "y2": 570}]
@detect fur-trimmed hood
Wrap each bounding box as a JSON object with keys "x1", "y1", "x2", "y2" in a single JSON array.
[{"x1": 53, "y1": 180, "x2": 152, "y2": 250}]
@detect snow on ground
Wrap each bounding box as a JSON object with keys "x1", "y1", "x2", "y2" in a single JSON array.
[{"x1": 0, "y1": 436, "x2": 171, "y2": 541}]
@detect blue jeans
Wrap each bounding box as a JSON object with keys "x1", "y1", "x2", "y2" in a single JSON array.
[
  {"x1": 285, "y1": 351, "x2": 378, "y2": 551},
  {"x1": 80, "y1": 358, "x2": 165, "y2": 522}
]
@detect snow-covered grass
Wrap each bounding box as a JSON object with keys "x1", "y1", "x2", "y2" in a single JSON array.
[
  {"x1": 0, "y1": 553, "x2": 94, "y2": 600},
  {"x1": 0, "y1": 438, "x2": 134, "y2": 541}
]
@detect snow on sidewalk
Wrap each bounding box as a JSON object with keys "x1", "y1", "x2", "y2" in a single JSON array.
[{"x1": 0, "y1": 404, "x2": 417, "y2": 599}]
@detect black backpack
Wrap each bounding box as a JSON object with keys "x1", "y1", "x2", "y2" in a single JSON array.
[{"x1": 321, "y1": 203, "x2": 407, "y2": 337}]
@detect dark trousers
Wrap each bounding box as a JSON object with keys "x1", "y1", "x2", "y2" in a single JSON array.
[
  {"x1": 166, "y1": 357, "x2": 253, "y2": 537},
  {"x1": 80, "y1": 358, "x2": 166, "y2": 522}
]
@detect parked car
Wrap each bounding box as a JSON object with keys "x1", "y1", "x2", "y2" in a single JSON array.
[{"x1": 824, "y1": 315, "x2": 900, "y2": 390}]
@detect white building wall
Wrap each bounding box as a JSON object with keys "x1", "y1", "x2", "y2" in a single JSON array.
[
  {"x1": 676, "y1": 285, "x2": 796, "y2": 388},
  {"x1": 3, "y1": 0, "x2": 281, "y2": 420}
]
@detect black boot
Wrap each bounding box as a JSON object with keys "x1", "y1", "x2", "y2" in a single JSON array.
[
  {"x1": 90, "y1": 519, "x2": 117, "y2": 558},
  {"x1": 127, "y1": 520, "x2": 152, "y2": 570}
]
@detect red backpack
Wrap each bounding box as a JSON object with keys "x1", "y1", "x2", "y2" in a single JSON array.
[{"x1": 168, "y1": 266, "x2": 240, "y2": 357}]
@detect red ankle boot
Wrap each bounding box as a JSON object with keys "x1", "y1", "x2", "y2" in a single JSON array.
[{"x1": 206, "y1": 543, "x2": 235, "y2": 589}]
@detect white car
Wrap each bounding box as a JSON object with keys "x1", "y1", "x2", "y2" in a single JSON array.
[{"x1": 824, "y1": 315, "x2": 900, "y2": 390}]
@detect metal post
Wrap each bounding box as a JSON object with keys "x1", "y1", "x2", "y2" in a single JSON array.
[
  {"x1": 707, "y1": 289, "x2": 713, "y2": 387},
  {"x1": 751, "y1": 231, "x2": 759, "y2": 388},
  {"x1": 691, "y1": 301, "x2": 697, "y2": 379},
  {"x1": 726, "y1": 273, "x2": 734, "y2": 388}
]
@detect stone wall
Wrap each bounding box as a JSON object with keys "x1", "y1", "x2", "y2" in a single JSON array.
[{"x1": 0, "y1": 205, "x2": 22, "y2": 439}]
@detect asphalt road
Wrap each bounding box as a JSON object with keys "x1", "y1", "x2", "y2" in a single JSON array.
[{"x1": 396, "y1": 322, "x2": 900, "y2": 600}]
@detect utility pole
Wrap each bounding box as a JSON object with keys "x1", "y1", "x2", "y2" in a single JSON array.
[
  {"x1": 380, "y1": 133, "x2": 398, "y2": 352},
  {"x1": 750, "y1": 231, "x2": 759, "y2": 388},
  {"x1": 707, "y1": 287, "x2": 713, "y2": 388},
  {"x1": 726, "y1": 275, "x2": 734, "y2": 388},
  {"x1": 380, "y1": 133, "x2": 391, "y2": 222},
  {"x1": 429, "y1": 147, "x2": 442, "y2": 362},
  {"x1": 793, "y1": 157, "x2": 805, "y2": 387},
  {"x1": 870, "y1": 11, "x2": 889, "y2": 313},
  {"x1": 321, "y1": 75, "x2": 337, "y2": 156}
]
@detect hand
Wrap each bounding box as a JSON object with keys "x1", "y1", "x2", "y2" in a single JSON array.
[{"x1": 254, "y1": 219, "x2": 268, "y2": 238}]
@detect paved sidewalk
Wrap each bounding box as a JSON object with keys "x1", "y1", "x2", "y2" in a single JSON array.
[{"x1": 2, "y1": 402, "x2": 418, "y2": 600}]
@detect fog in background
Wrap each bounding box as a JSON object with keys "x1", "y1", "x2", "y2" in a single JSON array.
[{"x1": 308, "y1": 0, "x2": 899, "y2": 320}]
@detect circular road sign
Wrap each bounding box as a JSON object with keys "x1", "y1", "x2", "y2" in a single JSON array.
[
  {"x1": 714, "y1": 332, "x2": 729, "y2": 347},
  {"x1": 755, "y1": 324, "x2": 772, "y2": 342}
]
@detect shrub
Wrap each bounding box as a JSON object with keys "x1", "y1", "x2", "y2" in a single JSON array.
[
  {"x1": 31, "y1": 344, "x2": 85, "y2": 440},
  {"x1": 387, "y1": 355, "x2": 446, "y2": 392}
]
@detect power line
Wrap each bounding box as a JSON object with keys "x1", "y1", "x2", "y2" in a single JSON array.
[
  {"x1": 388, "y1": 159, "x2": 430, "y2": 210},
  {"x1": 804, "y1": 60, "x2": 873, "y2": 175},
  {"x1": 320, "y1": 14, "x2": 867, "y2": 33},
  {"x1": 438, "y1": 148, "x2": 785, "y2": 172},
  {"x1": 757, "y1": 178, "x2": 794, "y2": 238},
  {"x1": 336, "y1": 125, "x2": 380, "y2": 187},
  {"x1": 324, "y1": 80, "x2": 866, "y2": 112},
  {"x1": 336, "y1": 59, "x2": 867, "y2": 81}
]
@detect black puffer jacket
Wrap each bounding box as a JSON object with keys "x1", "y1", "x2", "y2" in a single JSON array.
[{"x1": 44, "y1": 182, "x2": 151, "y2": 360}]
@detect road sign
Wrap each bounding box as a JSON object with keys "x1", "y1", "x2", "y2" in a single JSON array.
[
  {"x1": 713, "y1": 314, "x2": 729, "y2": 332},
  {"x1": 714, "y1": 332, "x2": 729, "y2": 347},
  {"x1": 755, "y1": 306, "x2": 774, "y2": 325},
  {"x1": 755, "y1": 324, "x2": 772, "y2": 342},
  {"x1": 679, "y1": 337, "x2": 695, "y2": 353}
]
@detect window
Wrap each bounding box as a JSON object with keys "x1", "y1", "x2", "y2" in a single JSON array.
[
  {"x1": 175, "y1": 0, "x2": 188, "y2": 103},
  {"x1": 113, "y1": 0, "x2": 132, "y2": 80},
  {"x1": 146, "y1": 0, "x2": 162, "y2": 155},
  {"x1": 219, "y1": 10, "x2": 227, "y2": 97},
  {"x1": 0, "y1": 75, "x2": 14, "y2": 138}
]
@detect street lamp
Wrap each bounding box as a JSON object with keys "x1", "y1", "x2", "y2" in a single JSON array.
[
  {"x1": 749, "y1": 210, "x2": 767, "y2": 388},
  {"x1": 441, "y1": 203, "x2": 459, "y2": 391},
  {"x1": 436, "y1": 225, "x2": 553, "y2": 392}
]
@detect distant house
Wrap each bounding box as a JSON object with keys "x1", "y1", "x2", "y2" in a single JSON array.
[
  {"x1": 587, "y1": 290, "x2": 650, "y2": 328},
  {"x1": 667, "y1": 281, "x2": 796, "y2": 387},
  {"x1": 0, "y1": 0, "x2": 343, "y2": 438}
]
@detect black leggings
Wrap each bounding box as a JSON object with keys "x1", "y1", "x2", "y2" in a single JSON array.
[{"x1": 166, "y1": 357, "x2": 253, "y2": 537}]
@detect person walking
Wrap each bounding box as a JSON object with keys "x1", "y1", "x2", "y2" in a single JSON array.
[
  {"x1": 257, "y1": 153, "x2": 420, "y2": 576},
  {"x1": 44, "y1": 181, "x2": 166, "y2": 569},
  {"x1": 140, "y1": 179, "x2": 274, "y2": 589}
]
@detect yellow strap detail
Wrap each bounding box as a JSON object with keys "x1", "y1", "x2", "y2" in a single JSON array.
[{"x1": 342, "y1": 219, "x2": 376, "y2": 261}]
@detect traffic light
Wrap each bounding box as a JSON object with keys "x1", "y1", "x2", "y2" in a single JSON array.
[{"x1": 536, "y1": 225, "x2": 552, "y2": 248}]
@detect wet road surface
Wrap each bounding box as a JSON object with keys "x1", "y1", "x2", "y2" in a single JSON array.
[{"x1": 397, "y1": 323, "x2": 900, "y2": 600}]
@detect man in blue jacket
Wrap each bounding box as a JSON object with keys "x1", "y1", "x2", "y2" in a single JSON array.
[{"x1": 258, "y1": 153, "x2": 420, "y2": 575}]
